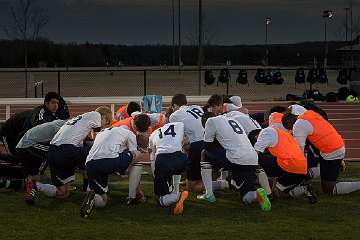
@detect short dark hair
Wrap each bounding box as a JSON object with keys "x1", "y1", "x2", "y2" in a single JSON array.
[
  {"x1": 44, "y1": 92, "x2": 60, "y2": 103},
  {"x1": 207, "y1": 94, "x2": 223, "y2": 107},
  {"x1": 171, "y1": 94, "x2": 187, "y2": 107},
  {"x1": 282, "y1": 113, "x2": 298, "y2": 130},
  {"x1": 201, "y1": 111, "x2": 215, "y2": 128},
  {"x1": 269, "y1": 106, "x2": 287, "y2": 114},
  {"x1": 222, "y1": 95, "x2": 232, "y2": 104},
  {"x1": 133, "y1": 114, "x2": 151, "y2": 133},
  {"x1": 248, "y1": 129, "x2": 262, "y2": 146},
  {"x1": 127, "y1": 102, "x2": 141, "y2": 115}
]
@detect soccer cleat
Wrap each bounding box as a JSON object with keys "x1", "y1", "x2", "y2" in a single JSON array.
[
  {"x1": 305, "y1": 184, "x2": 317, "y2": 204},
  {"x1": 24, "y1": 179, "x2": 38, "y2": 205},
  {"x1": 256, "y1": 188, "x2": 271, "y2": 211},
  {"x1": 174, "y1": 191, "x2": 189, "y2": 215},
  {"x1": 196, "y1": 193, "x2": 216, "y2": 203},
  {"x1": 80, "y1": 190, "x2": 96, "y2": 218},
  {"x1": 126, "y1": 192, "x2": 147, "y2": 205}
]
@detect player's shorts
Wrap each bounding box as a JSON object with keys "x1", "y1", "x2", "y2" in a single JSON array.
[
  {"x1": 16, "y1": 144, "x2": 48, "y2": 176},
  {"x1": 305, "y1": 142, "x2": 320, "y2": 168},
  {"x1": 319, "y1": 158, "x2": 343, "y2": 182},
  {"x1": 186, "y1": 141, "x2": 204, "y2": 181},
  {"x1": 204, "y1": 148, "x2": 257, "y2": 195},
  {"x1": 86, "y1": 151, "x2": 133, "y2": 195},
  {"x1": 154, "y1": 151, "x2": 188, "y2": 196},
  {"x1": 48, "y1": 144, "x2": 90, "y2": 187},
  {"x1": 258, "y1": 152, "x2": 307, "y2": 187}
]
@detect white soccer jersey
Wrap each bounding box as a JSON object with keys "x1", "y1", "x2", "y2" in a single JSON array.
[
  {"x1": 86, "y1": 127, "x2": 137, "y2": 162},
  {"x1": 51, "y1": 111, "x2": 101, "y2": 147},
  {"x1": 169, "y1": 105, "x2": 204, "y2": 143},
  {"x1": 204, "y1": 115, "x2": 258, "y2": 165},
  {"x1": 225, "y1": 111, "x2": 261, "y2": 136},
  {"x1": 254, "y1": 127, "x2": 278, "y2": 153},
  {"x1": 149, "y1": 122, "x2": 185, "y2": 157}
]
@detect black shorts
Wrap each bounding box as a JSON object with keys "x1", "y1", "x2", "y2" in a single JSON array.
[
  {"x1": 305, "y1": 142, "x2": 320, "y2": 168},
  {"x1": 258, "y1": 153, "x2": 307, "y2": 187},
  {"x1": 204, "y1": 148, "x2": 257, "y2": 195},
  {"x1": 154, "y1": 151, "x2": 188, "y2": 196},
  {"x1": 320, "y1": 158, "x2": 343, "y2": 182},
  {"x1": 86, "y1": 151, "x2": 133, "y2": 195},
  {"x1": 48, "y1": 144, "x2": 90, "y2": 187},
  {"x1": 186, "y1": 141, "x2": 204, "y2": 181},
  {"x1": 17, "y1": 145, "x2": 48, "y2": 176}
]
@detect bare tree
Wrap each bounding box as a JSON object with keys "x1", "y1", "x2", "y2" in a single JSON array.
[{"x1": 3, "y1": 0, "x2": 49, "y2": 68}]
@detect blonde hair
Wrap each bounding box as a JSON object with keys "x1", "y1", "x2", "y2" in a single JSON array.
[{"x1": 95, "y1": 106, "x2": 112, "y2": 126}]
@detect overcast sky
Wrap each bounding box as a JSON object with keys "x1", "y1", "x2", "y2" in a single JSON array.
[{"x1": 0, "y1": 0, "x2": 359, "y2": 45}]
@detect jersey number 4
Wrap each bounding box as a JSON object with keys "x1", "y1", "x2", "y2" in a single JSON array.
[
  {"x1": 228, "y1": 120, "x2": 243, "y2": 134},
  {"x1": 159, "y1": 125, "x2": 177, "y2": 139}
]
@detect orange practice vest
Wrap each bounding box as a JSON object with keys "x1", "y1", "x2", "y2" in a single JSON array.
[
  {"x1": 149, "y1": 113, "x2": 165, "y2": 133},
  {"x1": 112, "y1": 116, "x2": 135, "y2": 133},
  {"x1": 268, "y1": 127, "x2": 307, "y2": 174},
  {"x1": 298, "y1": 110, "x2": 344, "y2": 154},
  {"x1": 269, "y1": 112, "x2": 283, "y2": 125}
]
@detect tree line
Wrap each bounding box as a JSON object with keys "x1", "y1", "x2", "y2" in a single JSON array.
[{"x1": 0, "y1": 39, "x2": 349, "y2": 68}]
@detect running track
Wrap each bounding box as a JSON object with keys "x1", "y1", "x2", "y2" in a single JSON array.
[{"x1": 1, "y1": 102, "x2": 359, "y2": 162}]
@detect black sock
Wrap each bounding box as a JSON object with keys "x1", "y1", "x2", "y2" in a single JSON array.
[
  {"x1": 8, "y1": 179, "x2": 25, "y2": 191},
  {"x1": 82, "y1": 179, "x2": 89, "y2": 192}
]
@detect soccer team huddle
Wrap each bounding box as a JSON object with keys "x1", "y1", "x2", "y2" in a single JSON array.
[{"x1": 1, "y1": 92, "x2": 360, "y2": 218}]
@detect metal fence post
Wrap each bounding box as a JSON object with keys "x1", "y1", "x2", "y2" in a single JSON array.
[
  {"x1": 143, "y1": 70, "x2": 147, "y2": 95},
  {"x1": 57, "y1": 71, "x2": 61, "y2": 95},
  {"x1": 25, "y1": 69, "x2": 28, "y2": 98},
  {"x1": 226, "y1": 80, "x2": 229, "y2": 95}
]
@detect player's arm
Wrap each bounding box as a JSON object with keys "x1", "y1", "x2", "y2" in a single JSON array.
[
  {"x1": 293, "y1": 120, "x2": 313, "y2": 152},
  {"x1": 253, "y1": 128, "x2": 276, "y2": 155},
  {"x1": 203, "y1": 119, "x2": 220, "y2": 150},
  {"x1": 182, "y1": 133, "x2": 190, "y2": 153}
]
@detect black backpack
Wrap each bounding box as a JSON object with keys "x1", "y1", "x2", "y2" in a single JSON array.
[
  {"x1": 325, "y1": 92, "x2": 338, "y2": 102},
  {"x1": 318, "y1": 69, "x2": 328, "y2": 83},
  {"x1": 273, "y1": 70, "x2": 284, "y2": 85},
  {"x1": 338, "y1": 87, "x2": 350, "y2": 100},
  {"x1": 204, "y1": 70, "x2": 216, "y2": 85},
  {"x1": 218, "y1": 68, "x2": 231, "y2": 83},
  {"x1": 295, "y1": 68, "x2": 306, "y2": 84},
  {"x1": 312, "y1": 89, "x2": 324, "y2": 101},
  {"x1": 337, "y1": 69, "x2": 349, "y2": 85},
  {"x1": 265, "y1": 70, "x2": 273, "y2": 85},
  {"x1": 307, "y1": 68, "x2": 318, "y2": 84},
  {"x1": 255, "y1": 68, "x2": 265, "y2": 83},
  {"x1": 236, "y1": 70, "x2": 248, "y2": 84}
]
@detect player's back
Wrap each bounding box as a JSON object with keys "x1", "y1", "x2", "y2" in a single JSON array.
[
  {"x1": 51, "y1": 111, "x2": 101, "y2": 147},
  {"x1": 205, "y1": 115, "x2": 257, "y2": 165},
  {"x1": 169, "y1": 105, "x2": 204, "y2": 143},
  {"x1": 225, "y1": 111, "x2": 261, "y2": 136},
  {"x1": 149, "y1": 122, "x2": 185, "y2": 156},
  {"x1": 87, "y1": 127, "x2": 136, "y2": 161}
]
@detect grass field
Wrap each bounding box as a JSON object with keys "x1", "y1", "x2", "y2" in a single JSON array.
[{"x1": 1, "y1": 164, "x2": 360, "y2": 240}]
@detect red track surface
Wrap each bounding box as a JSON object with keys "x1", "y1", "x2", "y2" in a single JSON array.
[{"x1": 1, "y1": 102, "x2": 359, "y2": 161}]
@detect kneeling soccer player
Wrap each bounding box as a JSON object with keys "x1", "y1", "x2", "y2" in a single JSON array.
[
  {"x1": 198, "y1": 112, "x2": 271, "y2": 211},
  {"x1": 80, "y1": 126, "x2": 144, "y2": 218},
  {"x1": 47, "y1": 107, "x2": 112, "y2": 201},
  {"x1": 148, "y1": 122, "x2": 190, "y2": 215}
]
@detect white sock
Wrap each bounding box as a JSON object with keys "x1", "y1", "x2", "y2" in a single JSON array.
[
  {"x1": 256, "y1": 168, "x2": 272, "y2": 195},
  {"x1": 172, "y1": 175, "x2": 181, "y2": 193},
  {"x1": 308, "y1": 165, "x2": 320, "y2": 179},
  {"x1": 242, "y1": 191, "x2": 257, "y2": 204},
  {"x1": 95, "y1": 194, "x2": 107, "y2": 207},
  {"x1": 288, "y1": 185, "x2": 307, "y2": 197},
  {"x1": 220, "y1": 171, "x2": 229, "y2": 180},
  {"x1": 36, "y1": 182, "x2": 57, "y2": 197},
  {"x1": 159, "y1": 192, "x2": 180, "y2": 207},
  {"x1": 333, "y1": 182, "x2": 360, "y2": 195},
  {"x1": 150, "y1": 160, "x2": 155, "y2": 177},
  {"x1": 212, "y1": 180, "x2": 228, "y2": 191},
  {"x1": 200, "y1": 161, "x2": 213, "y2": 196},
  {"x1": 128, "y1": 163, "x2": 143, "y2": 198}
]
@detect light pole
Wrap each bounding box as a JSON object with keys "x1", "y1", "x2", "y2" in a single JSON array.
[
  {"x1": 197, "y1": 0, "x2": 203, "y2": 95},
  {"x1": 172, "y1": 0, "x2": 175, "y2": 66},
  {"x1": 323, "y1": 10, "x2": 334, "y2": 68},
  {"x1": 178, "y1": 0, "x2": 182, "y2": 71},
  {"x1": 265, "y1": 17, "x2": 271, "y2": 65},
  {"x1": 344, "y1": 7, "x2": 350, "y2": 42}
]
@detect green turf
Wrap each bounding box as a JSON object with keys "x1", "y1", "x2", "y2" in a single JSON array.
[{"x1": 1, "y1": 164, "x2": 360, "y2": 240}]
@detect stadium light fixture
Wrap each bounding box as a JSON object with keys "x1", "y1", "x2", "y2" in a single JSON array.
[{"x1": 322, "y1": 10, "x2": 334, "y2": 68}]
